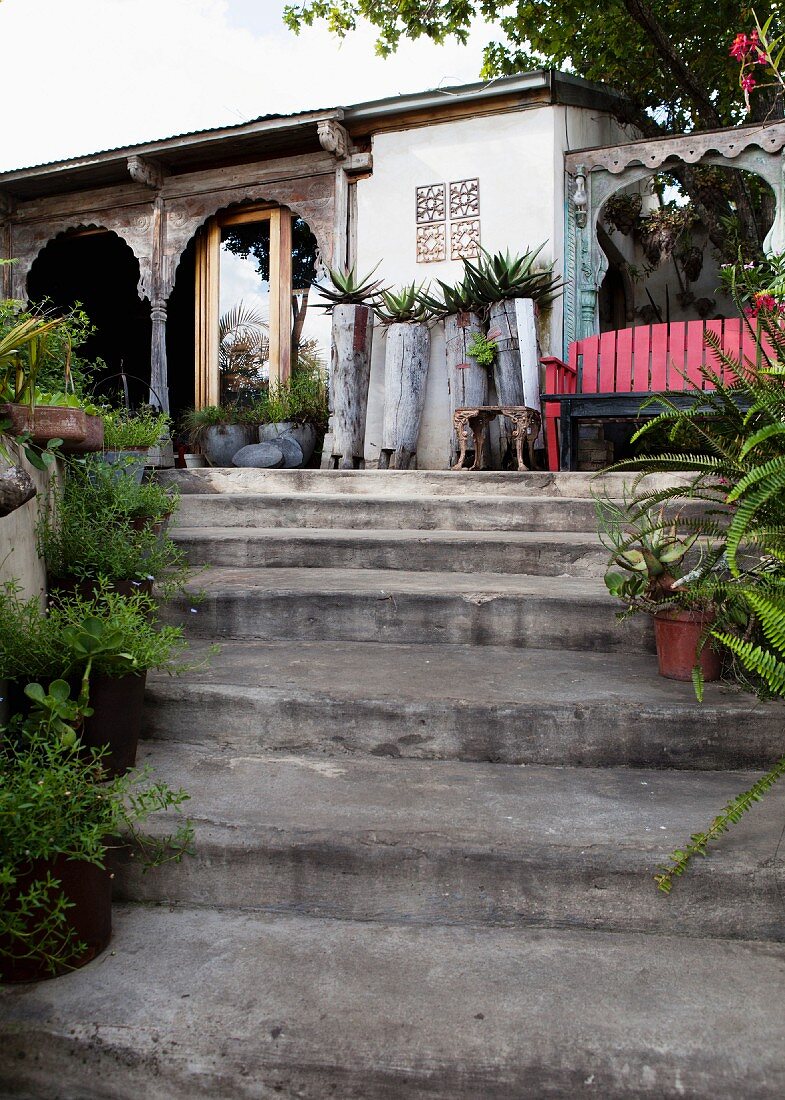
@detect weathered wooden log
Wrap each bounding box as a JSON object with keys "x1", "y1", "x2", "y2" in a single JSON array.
[
  {"x1": 0, "y1": 460, "x2": 36, "y2": 517},
  {"x1": 379, "y1": 322, "x2": 431, "y2": 469},
  {"x1": 330, "y1": 304, "x2": 374, "y2": 469},
  {"x1": 515, "y1": 297, "x2": 544, "y2": 448},
  {"x1": 444, "y1": 311, "x2": 487, "y2": 466},
  {"x1": 490, "y1": 300, "x2": 524, "y2": 465}
]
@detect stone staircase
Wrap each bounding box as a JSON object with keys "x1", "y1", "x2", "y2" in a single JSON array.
[{"x1": 2, "y1": 469, "x2": 785, "y2": 1099}]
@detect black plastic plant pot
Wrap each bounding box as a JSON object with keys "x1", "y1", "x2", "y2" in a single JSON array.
[
  {"x1": 81, "y1": 672, "x2": 148, "y2": 778},
  {"x1": 0, "y1": 856, "x2": 112, "y2": 983}
]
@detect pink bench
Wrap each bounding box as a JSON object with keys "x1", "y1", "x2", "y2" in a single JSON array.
[{"x1": 541, "y1": 318, "x2": 759, "y2": 470}]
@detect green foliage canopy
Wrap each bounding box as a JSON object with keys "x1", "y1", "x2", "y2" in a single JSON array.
[{"x1": 283, "y1": 1, "x2": 785, "y2": 134}]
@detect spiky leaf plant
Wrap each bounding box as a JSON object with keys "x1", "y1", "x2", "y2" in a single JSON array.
[
  {"x1": 418, "y1": 274, "x2": 483, "y2": 319},
  {"x1": 374, "y1": 283, "x2": 434, "y2": 325},
  {"x1": 315, "y1": 262, "x2": 387, "y2": 307},
  {"x1": 463, "y1": 245, "x2": 564, "y2": 308}
]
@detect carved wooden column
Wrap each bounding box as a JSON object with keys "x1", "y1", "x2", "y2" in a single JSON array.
[
  {"x1": 0, "y1": 192, "x2": 13, "y2": 300},
  {"x1": 128, "y1": 156, "x2": 170, "y2": 410}
]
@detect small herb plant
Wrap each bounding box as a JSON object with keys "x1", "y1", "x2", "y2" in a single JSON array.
[
  {"x1": 466, "y1": 331, "x2": 499, "y2": 368},
  {"x1": 181, "y1": 403, "x2": 258, "y2": 449},
  {"x1": 0, "y1": 714, "x2": 192, "y2": 979},
  {"x1": 102, "y1": 406, "x2": 170, "y2": 450},
  {"x1": 252, "y1": 367, "x2": 328, "y2": 429}
]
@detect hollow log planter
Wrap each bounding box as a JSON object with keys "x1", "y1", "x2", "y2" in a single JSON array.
[
  {"x1": 445, "y1": 310, "x2": 487, "y2": 467},
  {"x1": 489, "y1": 300, "x2": 524, "y2": 465},
  {"x1": 379, "y1": 322, "x2": 430, "y2": 469},
  {"x1": 330, "y1": 304, "x2": 374, "y2": 469}
]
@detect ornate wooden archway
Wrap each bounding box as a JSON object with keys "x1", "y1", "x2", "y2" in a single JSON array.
[{"x1": 563, "y1": 121, "x2": 785, "y2": 355}]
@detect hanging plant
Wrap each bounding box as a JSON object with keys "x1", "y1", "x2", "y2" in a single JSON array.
[
  {"x1": 602, "y1": 192, "x2": 643, "y2": 235},
  {"x1": 677, "y1": 243, "x2": 705, "y2": 283},
  {"x1": 637, "y1": 205, "x2": 699, "y2": 267}
]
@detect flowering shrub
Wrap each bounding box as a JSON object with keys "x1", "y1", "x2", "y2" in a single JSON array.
[{"x1": 730, "y1": 15, "x2": 784, "y2": 111}]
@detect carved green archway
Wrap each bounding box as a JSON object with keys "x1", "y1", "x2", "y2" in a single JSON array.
[{"x1": 563, "y1": 121, "x2": 785, "y2": 355}]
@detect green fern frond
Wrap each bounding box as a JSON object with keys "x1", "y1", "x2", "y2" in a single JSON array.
[
  {"x1": 655, "y1": 755, "x2": 785, "y2": 894},
  {"x1": 743, "y1": 591, "x2": 785, "y2": 657},
  {"x1": 711, "y1": 632, "x2": 785, "y2": 693}
]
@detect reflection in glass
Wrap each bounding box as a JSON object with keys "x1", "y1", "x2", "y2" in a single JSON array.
[
  {"x1": 291, "y1": 217, "x2": 329, "y2": 376},
  {"x1": 219, "y1": 220, "x2": 271, "y2": 405}
]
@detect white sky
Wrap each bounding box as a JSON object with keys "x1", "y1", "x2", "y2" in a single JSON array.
[{"x1": 0, "y1": 0, "x2": 490, "y2": 172}]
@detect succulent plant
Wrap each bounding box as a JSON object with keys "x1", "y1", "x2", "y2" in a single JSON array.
[
  {"x1": 418, "y1": 274, "x2": 483, "y2": 319},
  {"x1": 463, "y1": 245, "x2": 563, "y2": 308},
  {"x1": 374, "y1": 283, "x2": 433, "y2": 325},
  {"x1": 315, "y1": 263, "x2": 387, "y2": 307}
]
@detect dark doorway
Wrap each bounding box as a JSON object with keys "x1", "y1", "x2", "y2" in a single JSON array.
[{"x1": 27, "y1": 229, "x2": 151, "y2": 399}]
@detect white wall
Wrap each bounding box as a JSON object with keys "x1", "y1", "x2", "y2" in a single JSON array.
[{"x1": 356, "y1": 102, "x2": 624, "y2": 468}]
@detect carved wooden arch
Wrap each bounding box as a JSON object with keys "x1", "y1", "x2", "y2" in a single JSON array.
[
  {"x1": 162, "y1": 179, "x2": 335, "y2": 300},
  {"x1": 562, "y1": 121, "x2": 785, "y2": 352},
  {"x1": 11, "y1": 211, "x2": 154, "y2": 303}
]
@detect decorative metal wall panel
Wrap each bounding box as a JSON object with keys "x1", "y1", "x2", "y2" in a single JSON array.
[
  {"x1": 450, "y1": 178, "x2": 480, "y2": 219},
  {"x1": 417, "y1": 222, "x2": 446, "y2": 263},
  {"x1": 416, "y1": 184, "x2": 446, "y2": 224},
  {"x1": 450, "y1": 218, "x2": 481, "y2": 259}
]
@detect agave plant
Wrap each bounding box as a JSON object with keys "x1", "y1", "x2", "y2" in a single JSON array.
[
  {"x1": 374, "y1": 283, "x2": 433, "y2": 325},
  {"x1": 463, "y1": 245, "x2": 563, "y2": 308},
  {"x1": 315, "y1": 263, "x2": 387, "y2": 307},
  {"x1": 418, "y1": 274, "x2": 483, "y2": 319}
]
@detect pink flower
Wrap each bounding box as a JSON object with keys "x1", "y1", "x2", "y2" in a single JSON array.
[
  {"x1": 742, "y1": 74, "x2": 757, "y2": 92},
  {"x1": 731, "y1": 32, "x2": 752, "y2": 60}
]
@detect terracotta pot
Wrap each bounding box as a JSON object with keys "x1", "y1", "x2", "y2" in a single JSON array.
[
  {"x1": 80, "y1": 671, "x2": 147, "y2": 777},
  {"x1": 130, "y1": 511, "x2": 172, "y2": 537},
  {"x1": 61, "y1": 414, "x2": 104, "y2": 454},
  {"x1": 0, "y1": 855, "x2": 112, "y2": 982},
  {"x1": 1, "y1": 403, "x2": 86, "y2": 446},
  {"x1": 653, "y1": 610, "x2": 722, "y2": 682}
]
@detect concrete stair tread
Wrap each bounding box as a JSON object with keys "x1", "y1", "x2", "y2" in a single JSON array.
[
  {"x1": 3, "y1": 905, "x2": 784, "y2": 1099},
  {"x1": 135, "y1": 741, "x2": 784, "y2": 866},
  {"x1": 150, "y1": 638, "x2": 753, "y2": 711},
  {"x1": 173, "y1": 525, "x2": 604, "y2": 546},
  {"x1": 184, "y1": 565, "x2": 615, "y2": 600}
]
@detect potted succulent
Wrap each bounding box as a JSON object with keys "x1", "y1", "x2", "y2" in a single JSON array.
[
  {"x1": 463, "y1": 245, "x2": 562, "y2": 466},
  {"x1": 0, "y1": 694, "x2": 192, "y2": 983},
  {"x1": 596, "y1": 496, "x2": 722, "y2": 682},
  {"x1": 374, "y1": 283, "x2": 435, "y2": 469},
  {"x1": 316, "y1": 264, "x2": 385, "y2": 469},
  {"x1": 181, "y1": 404, "x2": 256, "y2": 467}
]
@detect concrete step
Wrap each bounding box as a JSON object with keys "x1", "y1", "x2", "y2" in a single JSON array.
[
  {"x1": 145, "y1": 640, "x2": 783, "y2": 770},
  {"x1": 168, "y1": 567, "x2": 652, "y2": 651},
  {"x1": 161, "y1": 466, "x2": 690, "y2": 499},
  {"x1": 117, "y1": 743, "x2": 785, "y2": 942},
  {"x1": 172, "y1": 526, "x2": 608, "y2": 576},
  {"x1": 173, "y1": 491, "x2": 608, "y2": 532},
  {"x1": 3, "y1": 908, "x2": 784, "y2": 1099}
]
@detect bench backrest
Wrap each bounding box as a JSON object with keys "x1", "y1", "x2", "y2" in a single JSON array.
[{"x1": 572, "y1": 319, "x2": 762, "y2": 395}]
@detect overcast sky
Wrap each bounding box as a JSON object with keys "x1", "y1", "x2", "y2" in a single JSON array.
[{"x1": 0, "y1": 0, "x2": 490, "y2": 172}]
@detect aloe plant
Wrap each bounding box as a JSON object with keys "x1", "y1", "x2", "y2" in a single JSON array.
[
  {"x1": 374, "y1": 283, "x2": 433, "y2": 325},
  {"x1": 316, "y1": 263, "x2": 387, "y2": 306},
  {"x1": 418, "y1": 274, "x2": 483, "y2": 318},
  {"x1": 463, "y1": 245, "x2": 563, "y2": 308}
]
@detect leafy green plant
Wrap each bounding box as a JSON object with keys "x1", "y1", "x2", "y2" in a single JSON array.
[
  {"x1": 316, "y1": 263, "x2": 386, "y2": 307},
  {"x1": 102, "y1": 406, "x2": 170, "y2": 449},
  {"x1": 463, "y1": 245, "x2": 563, "y2": 307},
  {"x1": 181, "y1": 404, "x2": 257, "y2": 449},
  {"x1": 252, "y1": 367, "x2": 328, "y2": 429},
  {"x1": 466, "y1": 331, "x2": 499, "y2": 367},
  {"x1": 0, "y1": 313, "x2": 64, "y2": 406},
  {"x1": 374, "y1": 283, "x2": 433, "y2": 325},
  {"x1": 418, "y1": 273, "x2": 483, "y2": 318},
  {"x1": 73, "y1": 455, "x2": 178, "y2": 524},
  {"x1": 36, "y1": 463, "x2": 190, "y2": 594},
  {"x1": 0, "y1": 579, "x2": 191, "y2": 688},
  {"x1": 0, "y1": 714, "x2": 192, "y2": 978}
]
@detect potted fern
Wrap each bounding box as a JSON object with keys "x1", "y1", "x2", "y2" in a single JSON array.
[
  {"x1": 316, "y1": 264, "x2": 385, "y2": 469},
  {"x1": 375, "y1": 283, "x2": 435, "y2": 469}
]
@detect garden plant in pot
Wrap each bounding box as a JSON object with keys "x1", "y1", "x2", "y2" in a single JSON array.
[
  {"x1": 375, "y1": 283, "x2": 436, "y2": 470},
  {"x1": 1, "y1": 694, "x2": 192, "y2": 983},
  {"x1": 37, "y1": 456, "x2": 190, "y2": 600},
  {"x1": 0, "y1": 579, "x2": 191, "y2": 777},
  {"x1": 101, "y1": 406, "x2": 171, "y2": 482},
  {"x1": 597, "y1": 496, "x2": 724, "y2": 684},
  {"x1": 316, "y1": 264, "x2": 386, "y2": 469},
  {"x1": 250, "y1": 367, "x2": 329, "y2": 468},
  {"x1": 181, "y1": 403, "x2": 257, "y2": 467}
]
